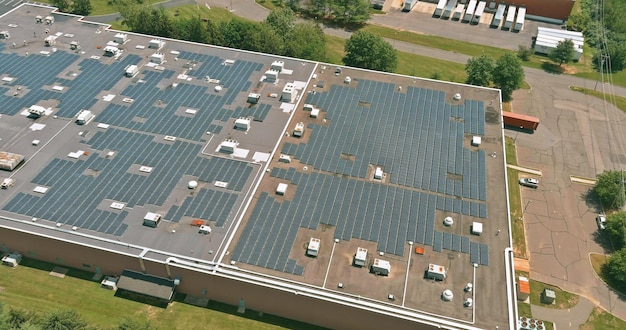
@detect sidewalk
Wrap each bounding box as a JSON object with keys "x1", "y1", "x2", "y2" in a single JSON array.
[{"x1": 530, "y1": 296, "x2": 595, "y2": 328}]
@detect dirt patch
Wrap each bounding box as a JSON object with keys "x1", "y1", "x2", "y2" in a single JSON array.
[{"x1": 49, "y1": 266, "x2": 68, "y2": 278}]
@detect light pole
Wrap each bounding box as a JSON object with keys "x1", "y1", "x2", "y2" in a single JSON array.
[{"x1": 520, "y1": 200, "x2": 532, "y2": 221}]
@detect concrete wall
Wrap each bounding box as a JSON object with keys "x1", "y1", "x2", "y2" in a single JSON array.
[{"x1": 0, "y1": 227, "x2": 436, "y2": 330}]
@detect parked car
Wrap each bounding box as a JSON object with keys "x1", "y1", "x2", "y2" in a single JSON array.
[
  {"x1": 519, "y1": 178, "x2": 539, "y2": 189},
  {"x1": 596, "y1": 214, "x2": 607, "y2": 230}
]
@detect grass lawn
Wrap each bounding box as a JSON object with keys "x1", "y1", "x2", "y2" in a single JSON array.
[
  {"x1": 581, "y1": 307, "x2": 626, "y2": 330},
  {"x1": 528, "y1": 280, "x2": 579, "y2": 309},
  {"x1": 505, "y1": 136, "x2": 527, "y2": 258},
  {"x1": 0, "y1": 258, "x2": 322, "y2": 329},
  {"x1": 570, "y1": 86, "x2": 626, "y2": 113},
  {"x1": 590, "y1": 252, "x2": 608, "y2": 276}
]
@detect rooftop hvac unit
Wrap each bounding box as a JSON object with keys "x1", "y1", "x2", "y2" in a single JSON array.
[
  {"x1": 234, "y1": 117, "x2": 251, "y2": 131},
  {"x1": 143, "y1": 212, "x2": 162, "y2": 228},
  {"x1": 371, "y1": 258, "x2": 391, "y2": 276},
  {"x1": 247, "y1": 93, "x2": 260, "y2": 104},
  {"x1": 303, "y1": 104, "x2": 314, "y2": 111},
  {"x1": 276, "y1": 183, "x2": 288, "y2": 195},
  {"x1": 75, "y1": 110, "x2": 95, "y2": 125},
  {"x1": 150, "y1": 53, "x2": 165, "y2": 64},
  {"x1": 278, "y1": 154, "x2": 291, "y2": 163},
  {"x1": 426, "y1": 263, "x2": 447, "y2": 281},
  {"x1": 28, "y1": 105, "x2": 48, "y2": 118},
  {"x1": 0, "y1": 151, "x2": 25, "y2": 171},
  {"x1": 219, "y1": 139, "x2": 239, "y2": 154},
  {"x1": 149, "y1": 39, "x2": 165, "y2": 49},
  {"x1": 0, "y1": 31, "x2": 10, "y2": 39},
  {"x1": 270, "y1": 60, "x2": 285, "y2": 72},
  {"x1": 1, "y1": 253, "x2": 22, "y2": 267},
  {"x1": 265, "y1": 69, "x2": 279, "y2": 83},
  {"x1": 471, "y1": 221, "x2": 483, "y2": 235},
  {"x1": 44, "y1": 16, "x2": 54, "y2": 25},
  {"x1": 44, "y1": 35, "x2": 57, "y2": 47},
  {"x1": 441, "y1": 289, "x2": 453, "y2": 301},
  {"x1": 306, "y1": 238, "x2": 321, "y2": 257},
  {"x1": 310, "y1": 108, "x2": 320, "y2": 118},
  {"x1": 103, "y1": 46, "x2": 120, "y2": 57},
  {"x1": 70, "y1": 41, "x2": 80, "y2": 50},
  {"x1": 125, "y1": 65, "x2": 139, "y2": 77},
  {"x1": 374, "y1": 167, "x2": 383, "y2": 180},
  {"x1": 35, "y1": 15, "x2": 43, "y2": 23},
  {"x1": 354, "y1": 247, "x2": 367, "y2": 267},
  {"x1": 281, "y1": 82, "x2": 296, "y2": 102},
  {"x1": 114, "y1": 33, "x2": 128, "y2": 44},
  {"x1": 1, "y1": 178, "x2": 15, "y2": 189},
  {"x1": 293, "y1": 122, "x2": 305, "y2": 137}
]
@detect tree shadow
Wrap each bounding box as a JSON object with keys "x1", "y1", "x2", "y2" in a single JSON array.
[
  {"x1": 581, "y1": 188, "x2": 601, "y2": 212},
  {"x1": 592, "y1": 231, "x2": 615, "y2": 254},
  {"x1": 541, "y1": 62, "x2": 566, "y2": 75},
  {"x1": 599, "y1": 263, "x2": 626, "y2": 302}
]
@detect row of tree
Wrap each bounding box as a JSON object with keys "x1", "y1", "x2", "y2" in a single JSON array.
[
  {"x1": 0, "y1": 305, "x2": 154, "y2": 330},
  {"x1": 116, "y1": 6, "x2": 328, "y2": 62},
  {"x1": 51, "y1": 0, "x2": 92, "y2": 16},
  {"x1": 567, "y1": 0, "x2": 626, "y2": 72},
  {"x1": 464, "y1": 53, "x2": 525, "y2": 101},
  {"x1": 592, "y1": 170, "x2": 626, "y2": 292}
]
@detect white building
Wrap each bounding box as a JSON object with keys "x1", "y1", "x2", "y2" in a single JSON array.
[{"x1": 534, "y1": 27, "x2": 584, "y2": 61}]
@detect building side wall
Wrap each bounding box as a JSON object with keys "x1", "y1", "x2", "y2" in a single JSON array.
[
  {"x1": 0, "y1": 227, "x2": 435, "y2": 330},
  {"x1": 513, "y1": 0, "x2": 575, "y2": 20}
]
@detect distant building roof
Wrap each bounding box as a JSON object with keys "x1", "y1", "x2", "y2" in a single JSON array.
[
  {"x1": 535, "y1": 27, "x2": 584, "y2": 54},
  {"x1": 117, "y1": 269, "x2": 176, "y2": 301}
]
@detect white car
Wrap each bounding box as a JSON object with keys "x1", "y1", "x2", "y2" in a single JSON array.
[
  {"x1": 519, "y1": 178, "x2": 539, "y2": 189},
  {"x1": 596, "y1": 214, "x2": 607, "y2": 230}
]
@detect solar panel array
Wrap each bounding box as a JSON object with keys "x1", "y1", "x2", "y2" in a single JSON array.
[
  {"x1": 0, "y1": 48, "x2": 141, "y2": 117},
  {"x1": 231, "y1": 80, "x2": 492, "y2": 274},
  {"x1": 286, "y1": 80, "x2": 486, "y2": 202},
  {"x1": 0, "y1": 43, "x2": 271, "y2": 236},
  {"x1": 231, "y1": 169, "x2": 489, "y2": 272}
]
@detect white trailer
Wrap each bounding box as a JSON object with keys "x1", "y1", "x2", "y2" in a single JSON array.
[
  {"x1": 306, "y1": 238, "x2": 321, "y2": 257},
  {"x1": 452, "y1": 3, "x2": 465, "y2": 20},
  {"x1": 426, "y1": 263, "x2": 447, "y2": 280},
  {"x1": 354, "y1": 247, "x2": 367, "y2": 266},
  {"x1": 490, "y1": 3, "x2": 506, "y2": 28},
  {"x1": 371, "y1": 258, "x2": 391, "y2": 276},
  {"x1": 433, "y1": 0, "x2": 447, "y2": 18},
  {"x1": 441, "y1": 0, "x2": 458, "y2": 19},
  {"x1": 404, "y1": 0, "x2": 418, "y2": 12},
  {"x1": 462, "y1": 0, "x2": 477, "y2": 23},
  {"x1": 2, "y1": 253, "x2": 22, "y2": 267},
  {"x1": 503, "y1": 5, "x2": 516, "y2": 30},
  {"x1": 470, "y1": 0, "x2": 486, "y2": 25},
  {"x1": 513, "y1": 6, "x2": 526, "y2": 32}
]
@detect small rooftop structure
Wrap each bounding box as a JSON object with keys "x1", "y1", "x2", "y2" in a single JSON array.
[
  {"x1": 149, "y1": 39, "x2": 165, "y2": 49},
  {"x1": 75, "y1": 110, "x2": 94, "y2": 125},
  {"x1": 276, "y1": 183, "x2": 288, "y2": 195},
  {"x1": 103, "y1": 46, "x2": 120, "y2": 57},
  {"x1": 247, "y1": 93, "x2": 260, "y2": 104},
  {"x1": 426, "y1": 263, "x2": 447, "y2": 281},
  {"x1": 1, "y1": 252, "x2": 22, "y2": 267},
  {"x1": 471, "y1": 222, "x2": 483, "y2": 235},
  {"x1": 44, "y1": 35, "x2": 56, "y2": 47},
  {"x1": 371, "y1": 258, "x2": 391, "y2": 276},
  {"x1": 150, "y1": 53, "x2": 165, "y2": 64},
  {"x1": 114, "y1": 33, "x2": 128, "y2": 44},
  {"x1": 218, "y1": 139, "x2": 238, "y2": 154},
  {"x1": 44, "y1": 15, "x2": 54, "y2": 25},
  {"x1": 281, "y1": 82, "x2": 296, "y2": 102},
  {"x1": 306, "y1": 238, "x2": 320, "y2": 257},
  {"x1": 271, "y1": 60, "x2": 284, "y2": 72},
  {"x1": 116, "y1": 269, "x2": 176, "y2": 302},
  {"x1": 354, "y1": 247, "x2": 367, "y2": 267},
  {"x1": 143, "y1": 212, "x2": 162, "y2": 228},
  {"x1": 0, "y1": 31, "x2": 10, "y2": 39},
  {"x1": 234, "y1": 117, "x2": 251, "y2": 131},
  {"x1": 0, "y1": 151, "x2": 25, "y2": 171},
  {"x1": 534, "y1": 27, "x2": 584, "y2": 60},
  {"x1": 265, "y1": 69, "x2": 279, "y2": 83},
  {"x1": 518, "y1": 276, "x2": 530, "y2": 301}
]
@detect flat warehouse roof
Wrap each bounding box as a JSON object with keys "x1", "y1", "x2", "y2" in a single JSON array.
[
  {"x1": 0, "y1": 5, "x2": 511, "y2": 329},
  {"x1": 117, "y1": 269, "x2": 176, "y2": 301}
]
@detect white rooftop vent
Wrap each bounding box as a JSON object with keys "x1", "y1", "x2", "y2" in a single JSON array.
[
  {"x1": 464, "y1": 283, "x2": 473, "y2": 292},
  {"x1": 281, "y1": 82, "x2": 296, "y2": 102},
  {"x1": 276, "y1": 183, "x2": 288, "y2": 195},
  {"x1": 354, "y1": 247, "x2": 367, "y2": 267},
  {"x1": 0, "y1": 31, "x2": 10, "y2": 39},
  {"x1": 188, "y1": 180, "x2": 198, "y2": 189},
  {"x1": 344, "y1": 76, "x2": 352, "y2": 84},
  {"x1": 471, "y1": 222, "x2": 483, "y2": 235},
  {"x1": 247, "y1": 93, "x2": 260, "y2": 104},
  {"x1": 306, "y1": 238, "x2": 321, "y2": 257},
  {"x1": 219, "y1": 139, "x2": 238, "y2": 154},
  {"x1": 471, "y1": 136, "x2": 482, "y2": 146},
  {"x1": 214, "y1": 85, "x2": 222, "y2": 92},
  {"x1": 271, "y1": 60, "x2": 285, "y2": 72},
  {"x1": 149, "y1": 39, "x2": 164, "y2": 49},
  {"x1": 442, "y1": 289, "x2": 454, "y2": 301},
  {"x1": 150, "y1": 53, "x2": 165, "y2": 64},
  {"x1": 453, "y1": 93, "x2": 461, "y2": 101},
  {"x1": 265, "y1": 70, "x2": 279, "y2": 83},
  {"x1": 464, "y1": 298, "x2": 473, "y2": 307},
  {"x1": 44, "y1": 16, "x2": 54, "y2": 25},
  {"x1": 374, "y1": 167, "x2": 383, "y2": 180},
  {"x1": 443, "y1": 216, "x2": 454, "y2": 226},
  {"x1": 114, "y1": 33, "x2": 128, "y2": 44}
]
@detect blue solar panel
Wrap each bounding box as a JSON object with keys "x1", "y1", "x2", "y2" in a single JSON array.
[{"x1": 470, "y1": 242, "x2": 480, "y2": 264}]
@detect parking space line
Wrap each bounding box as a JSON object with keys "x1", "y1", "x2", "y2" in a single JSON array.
[
  {"x1": 570, "y1": 175, "x2": 596, "y2": 185},
  {"x1": 507, "y1": 164, "x2": 542, "y2": 176}
]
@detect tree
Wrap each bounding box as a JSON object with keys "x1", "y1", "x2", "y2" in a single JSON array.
[
  {"x1": 265, "y1": 8, "x2": 296, "y2": 40},
  {"x1": 593, "y1": 170, "x2": 626, "y2": 210},
  {"x1": 492, "y1": 53, "x2": 524, "y2": 102},
  {"x1": 605, "y1": 247, "x2": 626, "y2": 291},
  {"x1": 343, "y1": 31, "x2": 398, "y2": 73},
  {"x1": 517, "y1": 45, "x2": 533, "y2": 61},
  {"x1": 39, "y1": 310, "x2": 89, "y2": 330},
  {"x1": 465, "y1": 54, "x2": 495, "y2": 87},
  {"x1": 606, "y1": 212, "x2": 626, "y2": 250},
  {"x1": 333, "y1": 0, "x2": 370, "y2": 24},
  {"x1": 51, "y1": 0, "x2": 71, "y2": 12},
  {"x1": 284, "y1": 22, "x2": 326, "y2": 61},
  {"x1": 72, "y1": 0, "x2": 93, "y2": 16},
  {"x1": 174, "y1": 16, "x2": 210, "y2": 44},
  {"x1": 549, "y1": 39, "x2": 575, "y2": 66}
]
